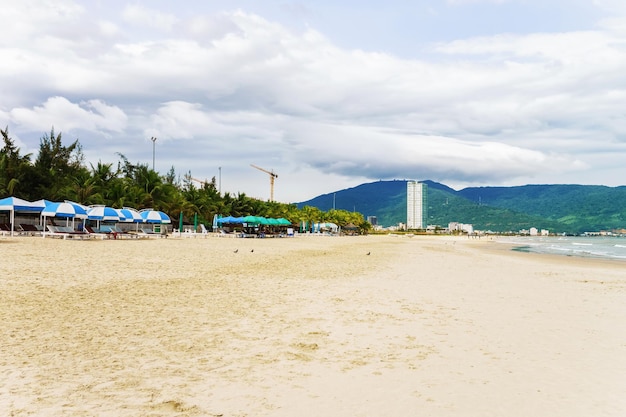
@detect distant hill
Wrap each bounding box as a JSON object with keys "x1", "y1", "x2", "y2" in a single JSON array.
[{"x1": 297, "y1": 180, "x2": 626, "y2": 234}]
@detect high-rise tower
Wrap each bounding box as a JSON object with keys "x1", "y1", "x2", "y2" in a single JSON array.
[{"x1": 407, "y1": 181, "x2": 428, "y2": 229}]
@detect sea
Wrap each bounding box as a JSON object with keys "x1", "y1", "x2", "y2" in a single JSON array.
[{"x1": 499, "y1": 235, "x2": 626, "y2": 261}]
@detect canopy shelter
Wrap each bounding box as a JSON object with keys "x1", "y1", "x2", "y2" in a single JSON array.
[
  {"x1": 242, "y1": 215, "x2": 270, "y2": 225},
  {"x1": 217, "y1": 216, "x2": 244, "y2": 225},
  {"x1": 0, "y1": 197, "x2": 46, "y2": 236},
  {"x1": 219, "y1": 216, "x2": 291, "y2": 227},
  {"x1": 216, "y1": 215, "x2": 293, "y2": 236}
]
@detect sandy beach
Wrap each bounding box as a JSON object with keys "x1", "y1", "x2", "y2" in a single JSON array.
[{"x1": 1, "y1": 234, "x2": 625, "y2": 416}]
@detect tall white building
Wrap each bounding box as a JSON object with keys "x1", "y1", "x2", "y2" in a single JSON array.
[{"x1": 407, "y1": 181, "x2": 428, "y2": 230}]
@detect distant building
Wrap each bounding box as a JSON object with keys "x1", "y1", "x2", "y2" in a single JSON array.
[
  {"x1": 449, "y1": 222, "x2": 474, "y2": 235},
  {"x1": 407, "y1": 181, "x2": 428, "y2": 229},
  {"x1": 367, "y1": 216, "x2": 378, "y2": 226}
]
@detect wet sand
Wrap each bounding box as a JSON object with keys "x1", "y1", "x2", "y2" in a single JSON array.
[{"x1": 1, "y1": 234, "x2": 625, "y2": 416}]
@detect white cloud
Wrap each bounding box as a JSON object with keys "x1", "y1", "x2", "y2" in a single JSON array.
[
  {"x1": 9, "y1": 97, "x2": 127, "y2": 134},
  {"x1": 121, "y1": 4, "x2": 179, "y2": 32},
  {"x1": 2, "y1": 1, "x2": 626, "y2": 201}
]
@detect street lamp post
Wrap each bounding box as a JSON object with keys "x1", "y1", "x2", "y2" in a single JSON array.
[{"x1": 151, "y1": 136, "x2": 157, "y2": 171}]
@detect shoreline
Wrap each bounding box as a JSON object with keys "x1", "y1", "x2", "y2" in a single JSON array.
[{"x1": 1, "y1": 234, "x2": 625, "y2": 416}]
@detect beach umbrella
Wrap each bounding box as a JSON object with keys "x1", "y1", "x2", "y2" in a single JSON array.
[
  {"x1": 42, "y1": 201, "x2": 88, "y2": 219},
  {"x1": 0, "y1": 196, "x2": 45, "y2": 236},
  {"x1": 212, "y1": 214, "x2": 221, "y2": 231},
  {"x1": 217, "y1": 216, "x2": 232, "y2": 225},
  {"x1": 194, "y1": 213, "x2": 198, "y2": 232},
  {"x1": 87, "y1": 205, "x2": 120, "y2": 223},
  {"x1": 277, "y1": 218, "x2": 292, "y2": 226},
  {"x1": 116, "y1": 207, "x2": 143, "y2": 232},
  {"x1": 41, "y1": 201, "x2": 88, "y2": 229},
  {"x1": 116, "y1": 207, "x2": 143, "y2": 223},
  {"x1": 179, "y1": 211, "x2": 183, "y2": 233},
  {"x1": 243, "y1": 215, "x2": 261, "y2": 225},
  {"x1": 140, "y1": 209, "x2": 171, "y2": 224}
]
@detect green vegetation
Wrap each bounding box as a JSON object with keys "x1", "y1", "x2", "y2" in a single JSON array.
[
  {"x1": 298, "y1": 180, "x2": 626, "y2": 234},
  {"x1": 1, "y1": 127, "x2": 370, "y2": 232},
  {"x1": 7, "y1": 126, "x2": 624, "y2": 235}
]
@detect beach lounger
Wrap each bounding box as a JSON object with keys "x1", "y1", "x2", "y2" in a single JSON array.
[
  {"x1": 199, "y1": 224, "x2": 211, "y2": 238},
  {"x1": 85, "y1": 225, "x2": 112, "y2": 239},
  {"x1": 217, "y1": 229, "x2": 237, "y2": 238},
  {"x1": 138, "y1": 228, "x2": 163, "y2": 238},
  {"x1": 110, "y1": 225, "x2": 137, "y2": 239},
  {"x1": 45, "y1": 225, "x2": 69, "y2": 239},
  {"x1": 19, "y1": 223, "x2": 42, "y2": 236},
  {"x1": 45, "y1": 225, "x2": 90, "y2": 239},
  {"x1": 0, "y1": 223, "x2": 11, "y2": 236}
]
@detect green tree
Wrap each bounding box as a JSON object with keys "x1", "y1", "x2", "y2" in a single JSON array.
[
  {"x1": 0, "y1": 127, "x2": 33, "y2": 198},
  {"x1": 32, "y1": 128, "x2": 84, "y2": 200}
]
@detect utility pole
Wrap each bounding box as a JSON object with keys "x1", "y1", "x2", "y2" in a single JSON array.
[
  {"x1": 218, "y1": 166, "x2": 222, "y2": 195},
  {"x1": 151, "y1": 136, "x2": 157, "y2": 171}
]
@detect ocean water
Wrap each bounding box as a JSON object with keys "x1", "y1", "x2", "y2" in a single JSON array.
[{"x1": 500, "y1": 236, "x2": 626, "y2": 261}]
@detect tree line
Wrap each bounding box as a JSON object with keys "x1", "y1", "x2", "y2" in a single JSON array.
[{"x1": 1, "y1": 127, "x2": 370, "y2": 232}]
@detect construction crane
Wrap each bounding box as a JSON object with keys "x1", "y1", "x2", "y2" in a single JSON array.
[
  {"x1": 250, "y1": 164, "x2": 278, "y2": 201},
  {"x1": 190, "y1": 177, "x2": 214, "y2": 189},
  {"x1": 191, "y1": 177, "x2": 209, "y2": 186}
]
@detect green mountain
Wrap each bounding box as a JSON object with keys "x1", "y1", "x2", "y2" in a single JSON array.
[{"x1": 297, "y1": 180, "x2": 626, "y2": 234}]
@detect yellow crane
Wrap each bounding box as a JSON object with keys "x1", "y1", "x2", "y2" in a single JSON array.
[{"x1": 250, "y1": 164, "x2": 278, "y2": 201}]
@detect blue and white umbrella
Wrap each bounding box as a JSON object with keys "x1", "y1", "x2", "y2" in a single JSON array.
[
  {"x1": 116, "y1": 207, "x2": 143, "y2": 231},
  {"x1": 140, "y1": 209, "x2": 171, "y2": 224},
  {"x1": 116, "y1": 207, "x2": 143, "y2": 223},
  {"x1": 87, "y1": 206, "x2": 120, "y2": 222},
  {"x1": 42, "y1": 201, "x2": 88, "y2": 219},
  {"x1": 86, "y1": 205, "x2": 120, "y2": 229},
  {"x1": 41, "y1": 201, "x2": 88, "y2": 230}
]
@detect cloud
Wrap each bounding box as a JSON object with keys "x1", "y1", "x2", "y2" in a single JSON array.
[
  {"x1": 9, "y1": 97, "x2": 127, "y2": 134},
  {"x1": 121, "y1": 4, "x2": 179, "y2": 32},
  {"x1": 2, "y1": 2, "x2": 626, "y2": 200}
]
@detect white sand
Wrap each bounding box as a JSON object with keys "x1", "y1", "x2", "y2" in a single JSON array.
[{"x1": 1, "y1": 234, "x2": 625, "y2": 416}]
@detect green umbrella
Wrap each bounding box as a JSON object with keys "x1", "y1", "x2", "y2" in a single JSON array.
[
  {"x1": 243, "y1": 215, "x2": 261, "y2": 225},
  {"x1": 267, "y1": 218, "x2": 280, "y2": 226},
  {"x1": 179, "y1": 211, "x2": 183, "y2": 232},
  {"x1": 194, "y1": 213, "x2": 198, "y2": 232}
]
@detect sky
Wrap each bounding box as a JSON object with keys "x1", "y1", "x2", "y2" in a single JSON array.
[{"x1": 2, "y1": 0, "x2": 626, "y2": 203}]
